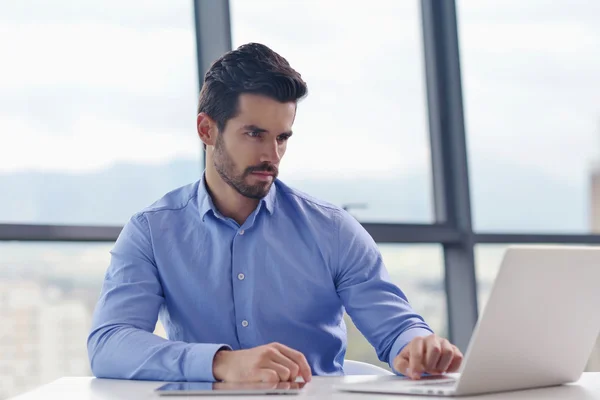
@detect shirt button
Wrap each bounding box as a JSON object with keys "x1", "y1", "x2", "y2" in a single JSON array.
[
  {"x1": 239, "y1": 230, "x2": 245, "y2": 235},
  {"x1": 241, "y1": 320, "x2": 249, "y2": 327},
  {"x1": 238, "y1": 273, "x2": 245, "y2": 280}
]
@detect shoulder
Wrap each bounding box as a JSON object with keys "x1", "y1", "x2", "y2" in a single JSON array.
[
  {"x1": 274, "y1": 180, "x2": 366, "y2": 235},
  {"x1": 115, "y1": 182, "x2": 199, "y2": 249},
  {"x1": 132, "y1": 180, "x2": 199, "y2": 222},
  {"x1": 275, "y1": 179, "x2": 342, "y2": 217}
]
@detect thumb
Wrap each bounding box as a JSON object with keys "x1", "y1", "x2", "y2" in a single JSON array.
[
  {"x1": 257, "y1": 368, "x2": 280, "y2": 383},
  {"x1": 393, "y1": 352, "x2": 410, "y2": 376}
]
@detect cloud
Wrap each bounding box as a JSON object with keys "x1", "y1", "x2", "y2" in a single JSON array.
[
  {"x1": 231, "y1": 0, "x2": 431, "y2": 178},
  {"x1": 0, "y1": 0, "x2": 193, "y2": 30},
  {"x1": 0, "y1": 21, "x2": 197, "y2": 94},
  {"x1": 0, "y1": 113, "x2": 199, "y2": 172},
  {"x1": 0, "y1": 1, "x2": 200, "y2": 173},
  {"x1": 0, "y1": 86, "x2": 198, "y2": 138},
  {"x1": 456, "y1": 0, "x2": 600, "y2": 24},
  {"x1": 457, "y1": 2, "x2": 600, "y2": 181},
  {"x1": 1, "y1": 0, "x2": 599, "y2": 184}
]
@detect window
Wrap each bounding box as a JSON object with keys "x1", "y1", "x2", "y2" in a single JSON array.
[
  {"x1": 229, "y1": 0, "x2": 434, "y2": 223},
  {"x1": 0, "y1": 1, "x2": 201, "y2": 226},
  {"x1": 458, "y1": 0, "x2": 600, "y2": 233},
  {"x1": 0, "y1": 242, "x2": 111, "y2": 398},
  {"x1": 475, "y1": 244, "x2": 600, "y2": 372},
  {"x1": 0, "y1": 241, "x2": 168, "y2": 399},
  {"x1": 345, "y1": 244, "x2": 446, "y2": 369}
]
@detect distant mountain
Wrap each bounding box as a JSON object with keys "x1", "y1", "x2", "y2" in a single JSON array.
[
  {"x1": 0, "y1": 160, "x2": 201, "y2": 225},
  {"x1": 0, "y1": 156, "x2": 591, "y2": 232},
  {"x1": 469, "y1": 155, "x2": 588, "y2": 233}
]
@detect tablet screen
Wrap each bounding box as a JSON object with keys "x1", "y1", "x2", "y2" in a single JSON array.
[{"x1": 155, "y1": 381, "x2": 306, "y2": 396}]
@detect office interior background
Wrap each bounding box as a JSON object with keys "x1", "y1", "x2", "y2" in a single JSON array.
[{"x1": 1, "y1": 0, "x2": 600, "y2": 398}]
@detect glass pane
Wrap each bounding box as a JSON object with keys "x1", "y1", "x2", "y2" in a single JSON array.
[
  {"x1": 0, "y1": 242, "x2": 111, "y2": 399},
  {"x1": 475, "y1": 244, "x2": 600, "y2": 372},
  {"x1": 229, "y1": 0, "x2": 433, "y2": 223},
  {"x1": 0, "y1": 1, "x2": 201, "y2": 226},
  {"x1": 345, "y1": 244, "x2": 446, "y2": 370},
  {"x1": 0, "y1": 241, "x2": 166, "y2": 399},
  {"x1": 458, "y1": 0, "x2": 600, "y2": 233}
]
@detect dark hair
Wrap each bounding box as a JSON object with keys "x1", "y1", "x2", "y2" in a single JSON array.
[{"x1": 197, "y1": 43, "x2": 307, "y2": 140}]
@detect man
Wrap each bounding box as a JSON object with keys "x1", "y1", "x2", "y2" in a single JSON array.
[{"x1": 87, "y1": 43, "x2": 463, "y2": 383}]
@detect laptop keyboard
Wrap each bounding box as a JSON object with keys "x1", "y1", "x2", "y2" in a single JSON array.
[{"x1": 407, "y1": 378, "x2": 456, "y2": 387}]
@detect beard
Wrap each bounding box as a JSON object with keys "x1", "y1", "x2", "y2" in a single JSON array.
[{"x1": 213, "y1": 134, "x2": 278, "y2": 199}]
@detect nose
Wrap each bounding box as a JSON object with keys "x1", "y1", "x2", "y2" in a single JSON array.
[{"x1": 260, "y1": 138, "x2": 281, "y2": 164}]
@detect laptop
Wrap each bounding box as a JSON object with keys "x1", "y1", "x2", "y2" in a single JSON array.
[{"x1": 336, "y1": 245, "x2": 600, "y2": 397}]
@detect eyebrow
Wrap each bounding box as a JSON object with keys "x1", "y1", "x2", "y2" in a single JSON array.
[
  {"x1": 242, "y1": 124, "x2": 268, "y2": 133},
  {"x1": 241, "y1": 124, "x2": 293, "y2": 136}
]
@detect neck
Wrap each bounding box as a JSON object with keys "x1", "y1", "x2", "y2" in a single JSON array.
[{"x1": 204, "y1": 158, "x2": 259, "y2": 226}]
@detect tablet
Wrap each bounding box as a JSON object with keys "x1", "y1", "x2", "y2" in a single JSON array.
[{"x1": 154, "y1": 381, "x2": 306, "y2": 396}]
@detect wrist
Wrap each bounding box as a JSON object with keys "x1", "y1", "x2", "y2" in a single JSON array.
[{"x1": 212, "y1": 348, "x2": 231, "y2": 381}]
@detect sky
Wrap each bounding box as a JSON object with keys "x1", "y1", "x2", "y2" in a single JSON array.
[
  {"x1": 0, "y1": 0, "x2": 200, "y2": 172},
  {"x1": 457, "y1": 0, "x2": 600, "y2": 182},
  {"x1": 0, "y1": 0, "x2": 599, "y2": 215}
]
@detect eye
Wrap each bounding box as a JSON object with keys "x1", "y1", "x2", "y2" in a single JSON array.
[
  {"x1": 246, "y1": 130, "x2": 262, "y2": 138},
  {"x1": 277, "y1": 134, "x2": 291, "y2": 143}
]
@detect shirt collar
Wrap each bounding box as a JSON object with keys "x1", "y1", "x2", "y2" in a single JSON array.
[{"x1": 198, "y1": 173, "x2": 276, "y2": 221}]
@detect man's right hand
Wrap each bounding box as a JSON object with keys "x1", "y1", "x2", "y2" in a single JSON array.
[{"x1": 212, "y1": 342, "x2": 312, "y2": 383}]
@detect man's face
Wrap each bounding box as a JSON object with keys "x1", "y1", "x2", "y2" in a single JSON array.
[{"x1": 213, "y1": 93, "x2": 296, "y2": 199}]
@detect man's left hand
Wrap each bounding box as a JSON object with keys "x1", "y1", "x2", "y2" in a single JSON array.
[{"x1": 393, "y1": 334, "x2": 463, "y2": 380}]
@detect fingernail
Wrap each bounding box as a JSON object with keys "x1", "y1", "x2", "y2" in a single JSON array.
[{"x1": 406, "y1": 368, "x2": 412, "y2": 376}]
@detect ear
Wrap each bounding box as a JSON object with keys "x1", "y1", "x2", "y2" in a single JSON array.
[{"x1": 197, "y1": 113, "x2": 218, "y2": 147}]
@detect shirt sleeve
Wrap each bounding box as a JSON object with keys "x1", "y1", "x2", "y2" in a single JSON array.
[
  {"x1": 333, "y1": 209, "x2": 433, "y2": 373},
  {"x1": 87, "y1": 213, "x2": 231, "y2": 382}
]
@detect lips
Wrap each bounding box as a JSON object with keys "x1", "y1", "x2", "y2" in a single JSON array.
[{"x1": 247, "y1": 164, "x2": 278, "y2": 178}]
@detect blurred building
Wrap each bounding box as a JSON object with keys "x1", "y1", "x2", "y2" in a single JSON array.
[
  {"x1": 588, "y1": 165, "x2": 600, "y2": 371},
  {"x1": 0, "y1": 282, "x2": 43, "y2": 399},
  {"x1": 39, "y1": 299, "x2": 91, "y2": 382},
  {"x1": 0, "y1": 281, "x2": 92, "y2": 399},
  {"x1": 590, "y1": 168, "x2": 600, "y2": 234}
]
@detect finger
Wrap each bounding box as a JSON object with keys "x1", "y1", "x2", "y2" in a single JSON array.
[
  {"x1": 276, "y1": 382, "x2": 292, "y2": 390},
  {"x1": 435, "y1": 339, "x2": 455, "y2": 373},
  {"x1": 424, "y1": 335, "x2": 442, "y2": 373},
  {"x1": 272, "y1": 344, "x2": 310, "y2": 382},
  {"x1": 266, "y1": 349, "x2": 301, "y2": 382},
  {"x1": 408, "y1": 337, "x2": 425, "y2": 379},
  {"x1": 272, "y1": 343, "x2": 312, "y2": 382},
  {"x1": 257, "y1": 368, "x2": 280, "y2": 383},
  {"x1": 264, "y1": 360, "x2": 292, "y2": 382},
  {"x1": 445, "y1": 346, "x2": 464, "y2": 372},
  {"x1": 393, "y1": 351, "x2": 409, "y2": 376}
]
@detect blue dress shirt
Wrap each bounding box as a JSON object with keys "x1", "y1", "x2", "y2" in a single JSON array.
[{"x1": 87, "y1": 176, "x2": 433, "y2": 382}]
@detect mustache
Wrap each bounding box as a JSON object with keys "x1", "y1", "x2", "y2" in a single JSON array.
[{"x1": 246, "y1": 163, "x2": 278, "y2": 175}]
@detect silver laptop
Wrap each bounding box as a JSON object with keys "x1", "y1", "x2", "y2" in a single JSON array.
[{"x1": 336, "y1": 245, "x2": 600, "y2": 396}]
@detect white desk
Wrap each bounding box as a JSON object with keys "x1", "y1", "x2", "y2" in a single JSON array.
[{"x1": 10, "y1": 374, "x2": 600, "y2": 399}]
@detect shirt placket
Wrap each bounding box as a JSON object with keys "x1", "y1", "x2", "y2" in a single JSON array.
[{"x1": 230, "y1": 220, "x2": 258, "y2": 349}]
